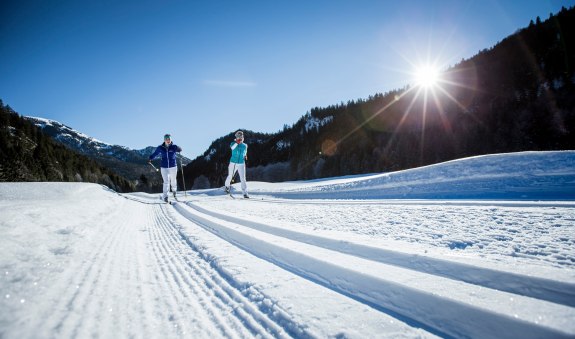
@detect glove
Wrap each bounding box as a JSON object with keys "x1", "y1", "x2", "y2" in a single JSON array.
[
  {"x1": 147, "y1": 160, "x2": 151, "y2": 164},
  {"x1": 244, "y1": 156, "x2": 248, "y2": 162}
]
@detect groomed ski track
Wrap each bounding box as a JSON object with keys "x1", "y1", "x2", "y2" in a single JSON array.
[
  {"x1": 119, "y1": 192, "x2": 575, "y2": 338},
  {"x1": 17, "y1": 199, "x2": 291, "y2": 338},
  {"x1": 7, "y1": 187, "x2": 573, "y2": 338}
]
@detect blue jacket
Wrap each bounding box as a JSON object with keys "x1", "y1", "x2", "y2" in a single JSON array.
[
  {"x1": 229, "y1": 142, "x2": 248, "y2": 164},
  {"x1": 149, "y1": 143, "x2": 182, "y2": 168}
]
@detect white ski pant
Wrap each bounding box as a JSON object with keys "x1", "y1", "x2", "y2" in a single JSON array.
[
  {"x1": 225, "y1": 162, "x2": 247, "y2": 194},
  {"x1": 161, "y1": 166, "x2": 178, "y2": 198}
]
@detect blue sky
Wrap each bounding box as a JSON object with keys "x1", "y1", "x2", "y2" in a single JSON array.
[{"x1": 1, "y1": 0, "x2": 574, "y2": 158}]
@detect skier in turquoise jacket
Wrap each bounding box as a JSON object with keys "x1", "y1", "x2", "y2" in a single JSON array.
[{"x1": 224, "y1": 130, "x2": 249, "y2": 198}]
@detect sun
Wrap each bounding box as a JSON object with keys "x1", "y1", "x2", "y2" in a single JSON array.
[{"x1": 413, "y1": 64, "x2": 441, "y2": 88}]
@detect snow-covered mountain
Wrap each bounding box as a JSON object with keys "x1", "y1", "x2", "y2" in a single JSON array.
[
  {"x1": 27, "y1": 117, "x2": 120, "y2": 155},
  {"x1": 1, "y1": 151, "x2": 574, "y2": 338},
  {"x1": 25, "y1": 117, "x2": 190, "y2": 184},
  {"x1": 27, "y1": 117, "x2": 190, "y2": 164}
]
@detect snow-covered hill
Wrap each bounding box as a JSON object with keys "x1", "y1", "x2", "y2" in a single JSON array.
[
  {"x1": 1, "y1": 151, "x2": 574, "y2": 338},
  {"x1": 244, "y1": 150, "x2": 575, "y2": 200}
]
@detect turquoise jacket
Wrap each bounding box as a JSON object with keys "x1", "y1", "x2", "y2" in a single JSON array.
[{"x1": 229, "y1": 142, "x2": 248, "y2": 164}]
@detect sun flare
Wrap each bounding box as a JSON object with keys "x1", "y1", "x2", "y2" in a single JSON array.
[{"x1": 414, "y1": 65, "x2": 441, "y2": 88}]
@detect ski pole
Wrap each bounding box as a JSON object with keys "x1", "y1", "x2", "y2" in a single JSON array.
[
  {"x1": 231, "y1": 163, "x2": 237, "y2": 184},
  {"x1": 149, "y1": 162, "x2": 159, "y2": 172},
  {"x1": 179, "y1": 153, "x2": 186, "y2": 198}
]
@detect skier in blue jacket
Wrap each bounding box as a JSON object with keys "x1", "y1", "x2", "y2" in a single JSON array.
[
  {"x1": 224, "y1": 130, "x2": 249, "y2": 198},
  {"x1": 148, "y1": 134, "x2": 182, "y2": 202}
]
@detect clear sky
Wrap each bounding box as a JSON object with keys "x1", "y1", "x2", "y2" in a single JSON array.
[{"x1": 2, "y1": 0, "x2": 574, "y2": 158}]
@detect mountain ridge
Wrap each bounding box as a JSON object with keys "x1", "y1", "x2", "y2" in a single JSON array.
[{"x1": 24, "y1": 116, "x2": 191, "y2": 192}]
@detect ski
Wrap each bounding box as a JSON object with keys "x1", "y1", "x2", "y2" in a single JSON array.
[
  {"x1": 225, "y1": 187, "x2": 249, "y2": 199},
  {"x1": 224, "y1": 186, "x2": 235, "y2": 199},
  {"x1": 229, "y1": 190, "x2": 250, "y2": 199},
  {"x1": 159, "y1": 195, "x2": 173, "y2": 205}
]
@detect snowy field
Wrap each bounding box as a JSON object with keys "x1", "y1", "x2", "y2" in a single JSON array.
[{"x1": 1, "y1": 151, "x2": 574, "y2": 338}]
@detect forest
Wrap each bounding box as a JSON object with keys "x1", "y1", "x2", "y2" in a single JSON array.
[{"x1": 0, "y1": 102, "x2": 134, "y2": 192}]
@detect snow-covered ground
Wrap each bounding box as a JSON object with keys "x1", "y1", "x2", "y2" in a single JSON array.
[{"x1": 1, "y1": 151, "x2": 574, "y2": 338}]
